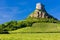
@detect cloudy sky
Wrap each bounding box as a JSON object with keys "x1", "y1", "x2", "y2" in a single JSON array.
[{"x1": 0, "y1": 0, "x2": 60, "y2": 24}]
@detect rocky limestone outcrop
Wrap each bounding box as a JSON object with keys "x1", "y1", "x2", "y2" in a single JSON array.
[{"x1": 30, "y1": 3, "x2": 53, "y2": 19}]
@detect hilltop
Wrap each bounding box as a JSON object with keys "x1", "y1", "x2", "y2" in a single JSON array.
[
  {"x1": 0, "y1": 3, "x2": 60, "y2": 34},
  {"x1": 9, "y1": 2, "x2": 60, "y2": 33},
  {"x1": 28, "y1": 3, "x2": 57, "y2": 20}
]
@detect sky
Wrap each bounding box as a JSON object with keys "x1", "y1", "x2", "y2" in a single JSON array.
[{"x1": 0, "y1": 0, "x2": 60, "y2": 24}]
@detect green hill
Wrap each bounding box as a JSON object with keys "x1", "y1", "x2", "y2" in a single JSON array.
[
  {"x1": 9, "y1": 23, "x2": 60, "y2": 33},
  {"x1": 0, "y1": 17, "x2": 59, "y2": 34}
]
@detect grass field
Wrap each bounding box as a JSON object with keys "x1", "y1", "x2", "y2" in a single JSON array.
[
  {"x1": 0, "y1": 23, "x2": 60, "y2": 40},
  {"x1": 0, "y1": 33, "x2": 60, "y2": 40}
]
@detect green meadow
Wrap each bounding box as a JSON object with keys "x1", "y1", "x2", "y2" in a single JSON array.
[
  {"x1": 0, "y1": 33, "x2": 60, "y2": 40},
  {"x1": 0, "y1": 23, "x2": 60, "y2": 40},
  {"x1": 0, "y1": 23, "x2": 58, "y2": 40}
]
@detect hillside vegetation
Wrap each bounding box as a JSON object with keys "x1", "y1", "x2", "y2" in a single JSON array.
[
  {"x1": 9, "y1": 23, "x2": 60, "y2": 33},
  {"x1": 0, "y1": 18, "x2": 60, "y2": 34}
]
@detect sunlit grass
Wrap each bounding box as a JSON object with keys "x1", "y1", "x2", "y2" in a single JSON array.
[
  {"x1": 0, "y1": 23, "x2": 60, "y2": 40},
  {"x1": 0, "y1": 33, "x2": 60, "y2": 40}
]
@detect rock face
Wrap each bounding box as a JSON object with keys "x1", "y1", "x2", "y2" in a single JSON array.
[{"x1": 30, "y1": 3, "x2": 52, "y2": 18}]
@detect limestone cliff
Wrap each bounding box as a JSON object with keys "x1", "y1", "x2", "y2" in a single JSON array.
[{"x1": 29, "y1": 3, "x2": 57, "y2": 20}]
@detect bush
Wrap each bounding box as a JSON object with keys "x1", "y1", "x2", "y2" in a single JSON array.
[{"x1": 0, "y1": 30, "x2": 9, "y2": 34}]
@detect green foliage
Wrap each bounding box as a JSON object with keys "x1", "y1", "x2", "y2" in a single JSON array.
[
  {"x1": 0, "y1": 24, "x2": 9, "y2": 34},
  {"x1": 0, "y1": 17, "x2": 59, "y2": 34},
  {"x1": 9, "y1": 23, "x2": 60, "y2": 33},
  {"x1": 26, "y1": 17, "x2": 58, "y2": 23}
]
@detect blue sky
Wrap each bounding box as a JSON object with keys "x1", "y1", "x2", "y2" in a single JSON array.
[{"x1": 0, "y1": 0, "x2": 60, "y2": 24}]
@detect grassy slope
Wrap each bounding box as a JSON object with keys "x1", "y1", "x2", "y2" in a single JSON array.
[{"x1": 9, "y1": 23, "x2": 60, "y2": 33}]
